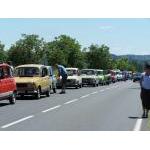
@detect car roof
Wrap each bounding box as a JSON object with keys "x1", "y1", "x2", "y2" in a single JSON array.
[
  {"x1": 81, "y1": 69, "x2": 96, "y2": 71},
  {"x1": 15, "y1": 64, "x2": 45, "y2": 69},
  {"x1": 66, "y1": 68, "x2": 78, "y2": 70},
  {"x1": 0, "y1": 63, "x2": 10, "y2": 67},
  {"x1": 96, "y1": 69, "x2": 103, "y2": 71}
]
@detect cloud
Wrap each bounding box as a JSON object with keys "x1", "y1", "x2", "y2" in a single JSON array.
[{"x1": 99, "y1": 26, "x2": 113, "y2": 30}]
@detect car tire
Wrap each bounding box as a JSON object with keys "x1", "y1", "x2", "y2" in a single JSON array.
[
  {"x1": 35, "y1": 88, "x2": 41, "y2": 99},
  {"x1": 79, "y1": 84, "x2": 82, "y2": 88},
  {"x1": 46, "y1": 90, "x2": 51, "y2": 97},
  {"x1": 9, "y1": 92, "x2": 16, "y2": 104}
]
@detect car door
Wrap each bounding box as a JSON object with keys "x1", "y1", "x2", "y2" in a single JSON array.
[
  {"x1": 41, "y1": 67, "x2": 49, "y2": 92},
  {"x1": 0, "y1": 67, "x2": 5, "y2": 98}
]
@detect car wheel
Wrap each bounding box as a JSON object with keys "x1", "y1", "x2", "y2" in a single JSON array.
[
  {"x1": 9, "y1": 92, "x2": 16, "y2": 104},
  {"x1": 35, "y1": 88, "x2": 41, "y2": 99},
  {"x1": 46, "y1": 90, "x2": 51, "y2": 97},
  {"x1": 79, "y1": 84, "x2": 82, "y2": 88},
  {"x1": 93, "y1": 83, "x2": 96, "y2": 87}
]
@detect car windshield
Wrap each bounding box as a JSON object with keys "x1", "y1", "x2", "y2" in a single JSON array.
[
  {"x1": 81, "y1": 70, "x2": 95, "y2": 75},
  {"x1": 15, "y1": 67, "x2": 40, "y2": 77},
  {"x1": 0, "y1": 67, "x2": 3, "y2": 78},
  {"x1": 97, "y1": 71, "x2": 103, "y2": 75},
  {"x1": 67, "y1": 69, "x2": 77, "y2": 76},
  {"x1": 135, "y1": 73, "x2": 141, "y2": 77}
]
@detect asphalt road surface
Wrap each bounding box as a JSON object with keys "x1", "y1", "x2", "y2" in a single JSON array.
[{"x1": 0, "y1": 80, "x2": 149, "y2": 131}]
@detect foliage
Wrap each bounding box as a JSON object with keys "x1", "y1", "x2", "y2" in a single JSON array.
[
  {"x1": 46, "y1": 35, "x2": 84, "y2": 68},
  {"x1": 0, "y1": 41, "x2": 7, "y2": 62},
  {"x1": 7, "y1": 34, "x2": 45, "y2": 66}
]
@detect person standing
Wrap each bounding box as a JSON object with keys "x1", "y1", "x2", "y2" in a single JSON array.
[
  {"x1": 140, "y1": 62, "x2": 150, "y2": 118},
  {"x1": 55, "y1": 64, "x2": 68, "y2": 94}
]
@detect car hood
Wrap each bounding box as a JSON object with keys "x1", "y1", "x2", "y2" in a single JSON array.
[
  {"x1": 15, "y1": 77, "x2": 40, "y2": 83},
  {"x1": 81, "y1": 75, "x2": 96, "y2": 78}
]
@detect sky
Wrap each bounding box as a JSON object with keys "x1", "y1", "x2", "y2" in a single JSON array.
[{"x1": 0, "y1": 18, "x2": 150, "y2": 55}]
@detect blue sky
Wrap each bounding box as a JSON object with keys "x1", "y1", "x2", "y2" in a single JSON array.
[{"x1": 0, "y1": 18, "x2": 150, "y2": 55}]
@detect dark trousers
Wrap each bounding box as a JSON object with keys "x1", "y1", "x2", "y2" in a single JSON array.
[
  {"x1": 61, "y1": 75, "x2": 68, "y2": 92},
  {"x1": 141, "y1": 88, "x2": 150, "y2": 110}
]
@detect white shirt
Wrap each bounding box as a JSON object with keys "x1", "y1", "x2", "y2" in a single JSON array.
[{"x1": 141, "y1": 74, "x2": 150, "y2": 90}]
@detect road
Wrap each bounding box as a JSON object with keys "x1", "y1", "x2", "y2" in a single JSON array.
[{"x1": 0, "y1": 80, "x2": 149, "y2": 131}]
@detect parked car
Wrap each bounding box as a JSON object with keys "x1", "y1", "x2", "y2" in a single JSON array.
[
  {"x1": 46, "y1": 66, "x2": 57, "y2": 93},
  {"x1": 0, "y1": 63, "x2": 16, "y2": 104},
  {"x1": 109, "y1": 70, "x2": 117, "y2": 83},
  {"x1": 97, "y1": 69, "x2": 105, "y2": 85},
  {"x1": 103, "y1": 70, "x2": 111, "y2": 85},
  {"x1": 15, "y1": 64, "x2": 52, "y2": 99},
  {"x1": 81, "y1": 69, "x2": 99, "y2": 87},
  {"x1": 115, "y1": 70, "x2": 123, "y2": 81},
  {"x1": 133, "y1": 72, "x2": 142, "y2": 82},
  {"x1": 66, "y1": 68, "x2": 82, "y2": 89}
]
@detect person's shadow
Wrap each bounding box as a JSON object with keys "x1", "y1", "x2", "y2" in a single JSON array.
[
  {"x1": 0, "y1": 103, "x2": 9, "y2": 107},
  {"x1": 128, "y1": 116, "x2": 142, "y2": 119}
]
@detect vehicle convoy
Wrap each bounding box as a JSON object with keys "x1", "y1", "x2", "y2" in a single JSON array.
[
  {"x1": 0, "y1": 63, "x2": 16, "y2": 104},
  {"x1": 65, "y1": 68, "x2": 82, "y2": 89},
  {"x1": 96, "y1": 69, "x2": 105, "y2": 85},
  {"x1": 81, "y1": 69, "x2": 99, "y2": 87},
  {"x1": 15, "y1": 64, "x2": 52, "y2": 99},
  {"x1": 46, "y1": 66, "x2": 57, "y2": 93}
]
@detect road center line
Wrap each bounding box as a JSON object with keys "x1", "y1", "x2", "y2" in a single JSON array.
[
  {"x1": 90, "y1": 91, "x2": 98, "y2": 95},
  {"x1": 64, "y1": 99, "x2": 79, "y2": 104},
  {"x1": 133, "y1": 119, "x2": 143, "y2": 131},
  {"x1": 1, "y1": 115, "x2": 34, "y2": 129},
  {"x1": 100, "y1": 89, "x2": 105, "y2": 92},
  {"x1": 80, "y1": 94, "x2": 90, "y2": 99},
  {"x1": 42, "y1": 105, "x2": 61, "y2": 113}
]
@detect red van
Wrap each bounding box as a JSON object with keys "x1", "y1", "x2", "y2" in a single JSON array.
[{"x1": 0, "y1": 63, "x2": 16, "y2": 104}]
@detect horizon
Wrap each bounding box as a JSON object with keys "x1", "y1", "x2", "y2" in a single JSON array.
[{"x1": 0, "y1": 18, "x2": 150, "y2": 55}]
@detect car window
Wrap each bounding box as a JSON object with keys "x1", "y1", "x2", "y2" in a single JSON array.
[
  {"x1": 0, "y1": 67, "x2": 4, "y2": 79},
  {"x1": 81, "y1": 70, "x2": 95, "y2": 75},
  {"x1": 15, "y1": 67, "x2": 40, "y2": 77},
  {"x1": 67, "y1": 69, "x2": 77, "y2": 76},
  {"x1": 97, "y1": 71, "x2": 103, "y2": 75},
  {"x1": 3, "y1": 67, "x2": 11, "y2": 78},
  {"x1": 42, "y1": 68, "x2": 48, "y2": 77}
]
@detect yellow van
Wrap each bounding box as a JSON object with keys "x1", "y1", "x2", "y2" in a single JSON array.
[{"x1": 15, "y1": 64, "x2": 52, "y2": 99}]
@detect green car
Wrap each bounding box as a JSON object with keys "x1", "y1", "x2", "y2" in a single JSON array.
[
  {"x1": 97, "y1": 69, "x2": 105, "y2": 85},
  {"x1": 103, "y1": 70, "x2": 111, "y2": 85}
]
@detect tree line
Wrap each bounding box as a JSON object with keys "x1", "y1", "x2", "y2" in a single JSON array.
[{"x1": 0, "y1": 34, "x2": 142, "y2": 72}]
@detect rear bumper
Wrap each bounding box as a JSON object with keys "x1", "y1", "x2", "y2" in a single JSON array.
[{"x1": 17, "y1": 88, "x2": 37, "y2": 95}]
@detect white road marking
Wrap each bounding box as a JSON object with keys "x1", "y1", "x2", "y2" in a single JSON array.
[
  {"x1": 80, "y1": 94, "x2": 90, "y2": 99},
  {"x1": 90, "y1": 91, "x2": 98, "y2": 95},
  {"x1": 100, "y1": 89, "x2": 105, "y2": 92},
  {"x1": 42, "y1": 105, "x2": 61, "y2": 113},
  {"x1": 133, "y1": 119, "x2": 143, "y2": 131},
  {"x1": 64, "y1": 99, "x2": 79, "y2": 104},
  {"x1": 1, "y1": 115, "x2": 34, "y2": 129}
]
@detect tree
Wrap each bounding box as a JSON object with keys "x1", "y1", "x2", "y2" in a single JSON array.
[
  {"x1": 0, "y1": 41, "x2": 7, "y2": 62},
  {"x1": 8, "y1": 34, "x2": 45, "y2": 66},
  {"x1": 46, "y1": 35, "x2": 84, "y2": 68},
  {"x1": 86, "y1": 44, "x2": 112, "y2": 69}
]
